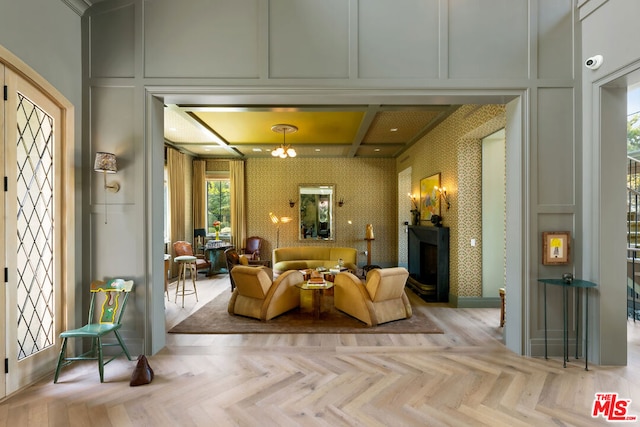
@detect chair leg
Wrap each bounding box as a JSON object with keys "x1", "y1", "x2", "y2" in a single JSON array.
[
  {"x1": 191, "y1": 263, "x2": 198, "y2": 302},
  {"x1": 53, "y1": 337, "x2": 68, "y2": 383},
  {"x1": 114, "y1": 330, "x2": 133, "y2": 361},
  {"x1": 175, "y1": 261, "x2": 185, "y2": 306},
  {"x1": 97, "y1": 337, "x2": 104, "y2": 383}
]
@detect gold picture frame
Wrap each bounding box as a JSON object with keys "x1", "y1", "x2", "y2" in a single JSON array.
[
  {"x1": 420, "y1": 173, "x2": 441, "y2": 222},
  {"x1": 542, "y1": 231, "x2": 570, "y2": 265}
]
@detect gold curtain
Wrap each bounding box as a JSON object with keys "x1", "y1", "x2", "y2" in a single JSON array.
[
  {"x1": 192, "y1": 159, "x2": 206, "y2": 230},
  {"x1": 229, "y1": 160, "x2": 246, "y2": 250},
  {"x1": 167, "y1": 147, "x2": 186, "y2": 277}
]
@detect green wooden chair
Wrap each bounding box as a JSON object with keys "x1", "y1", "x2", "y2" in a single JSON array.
[{"x1": 53, "y1": 278, "x2": 135, "y2": 383}]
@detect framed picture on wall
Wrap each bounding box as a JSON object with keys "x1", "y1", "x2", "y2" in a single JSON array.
[
  {"x1": 542, "y1": 231, "x2": 570, "y2": 265},
  {"x1": 420, "y1": 173, "x2": 441, "y2": 222}
]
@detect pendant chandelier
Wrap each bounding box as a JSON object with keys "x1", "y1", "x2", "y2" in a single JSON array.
[{"x1": 271, "y1": 124, "x2": 297, "y2": 158}]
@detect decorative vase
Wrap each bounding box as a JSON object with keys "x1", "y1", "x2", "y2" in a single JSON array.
[
  {"x1": 215, "y1": 231, "x2": 219, "y2": 240},
  {"x1": 411, "y1": 210, "x2": 420, "y2": 226},
  {"x1": 365, "y1": 224, "x2": 374, "y2": 239}
]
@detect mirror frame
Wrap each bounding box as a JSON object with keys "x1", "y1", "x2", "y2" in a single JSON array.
[{"x1": 299, "y1": 184, "x2": 335, "y2": 241}]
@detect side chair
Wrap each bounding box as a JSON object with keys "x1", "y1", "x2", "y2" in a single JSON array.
[
  {"x1": 225, "y1": 247, "x2": 250, "y2": 291},
  {"x1": 53, "y1": 278, "x2": 135, "y2": 383}
]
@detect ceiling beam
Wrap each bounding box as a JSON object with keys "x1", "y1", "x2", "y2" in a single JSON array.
[{"x1": 347, "y1": 105, "x2": 380, "y2": 158}]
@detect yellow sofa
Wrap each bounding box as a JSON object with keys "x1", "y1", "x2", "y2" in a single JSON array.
[{"x1": 272, "y1": 246, "x2": 358, "y2": 277}]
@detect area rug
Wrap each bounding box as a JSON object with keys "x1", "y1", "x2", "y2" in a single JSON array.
[{"x1": 168, "y1": 289, "x2": 443, "y2": 334}]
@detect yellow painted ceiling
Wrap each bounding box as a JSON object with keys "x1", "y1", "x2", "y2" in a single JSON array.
[
  {"x1": 164, "y1": 104, "x2": 459, "y2": 158},
  {"x1": 194, "y1": 111, "x2": 365, "y2": 144}
]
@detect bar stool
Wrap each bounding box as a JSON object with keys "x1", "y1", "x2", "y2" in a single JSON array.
[{"x1": 174, "y1": 255, "x2": 198, "y2": 307}]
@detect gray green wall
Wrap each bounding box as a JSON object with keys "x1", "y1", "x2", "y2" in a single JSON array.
[
  {"x1": 578, "y1": 0, "x2": 640, "y2": 366},
  {"x1": 13, "y1": 0, "x2": 632, "y2": 364},
  {"x1": 81, "y1": 0, "x2": 582, "y2": 358},
  {"x1": 0, "y1": 0, "x2": 84, "y2": 342}
]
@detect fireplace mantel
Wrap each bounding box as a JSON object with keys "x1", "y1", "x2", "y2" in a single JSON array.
[{"x1": 407, "y1": 225, "x2": 450, "y2": 302}]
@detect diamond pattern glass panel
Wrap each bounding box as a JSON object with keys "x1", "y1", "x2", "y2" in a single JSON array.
[{"x1": 15, "y1": 93, "x2": 55, "y2": 360}]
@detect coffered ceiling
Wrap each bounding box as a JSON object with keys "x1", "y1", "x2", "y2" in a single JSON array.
[{"x1": 164, "y1": 104, "x2": 460, "y2": 159}]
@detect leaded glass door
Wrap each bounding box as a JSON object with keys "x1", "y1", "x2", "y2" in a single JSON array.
[{"x1": 4, "y1": 68, "x2": 63, "y2": 394}]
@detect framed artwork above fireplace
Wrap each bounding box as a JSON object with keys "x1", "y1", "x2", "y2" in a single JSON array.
[{"x1": 420, "y1": 173, "x2": 441, "y2": 222}]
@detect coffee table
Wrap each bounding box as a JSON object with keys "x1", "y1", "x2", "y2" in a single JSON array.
[{"x1": 296, "y1": 281, "x2": 334, "y2": 320}]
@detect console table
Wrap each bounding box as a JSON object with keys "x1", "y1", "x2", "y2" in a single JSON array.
[
  {"x1": 204, "y1": 240, "x2": 233, "y2": 275},
  {"x1": 538, "y1": 278, "x2": 597, "y2": 370}
]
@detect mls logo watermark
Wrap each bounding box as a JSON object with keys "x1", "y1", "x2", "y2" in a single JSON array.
[{"x1": 592, "y1": 393, "x2": 637, "y2": 422}]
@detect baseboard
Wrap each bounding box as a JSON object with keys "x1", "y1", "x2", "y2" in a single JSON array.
[{"x1": 448, "y1": 295, "x2": 502, "y2": 308}]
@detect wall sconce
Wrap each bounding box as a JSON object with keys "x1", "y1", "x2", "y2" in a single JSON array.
[
  {"x1": 94, "y1": 152, "x2": 119, "y2": 224},
  {"x1": 289, "y1": 199, "x2": 296, "y2": 208},
  {"x1": 338, "y1": 198, "x2": 344, "y2": 207},
  {"x1": 435, "y1": 186, "x2": 451, "y2": 211}
]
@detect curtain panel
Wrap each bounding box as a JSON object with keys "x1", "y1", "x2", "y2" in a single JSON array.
[
  {"x1": 229, "y1": 160, "x2": 246, "y2": 250},
  {"x1": 192, "y1": 159, "x2": 206, "y2": 230},
  {"x1": 167, "y1": 147, "x2": 186, "y2": 277}
]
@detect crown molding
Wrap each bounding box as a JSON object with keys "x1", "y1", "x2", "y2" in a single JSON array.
[{"x1": 60, "y1": 0, "x2": 91, "y2": 16}]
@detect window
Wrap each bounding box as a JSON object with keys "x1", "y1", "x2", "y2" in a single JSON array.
[{"x1": 207, "y1": 177, "x2": 231, "y2": 236}]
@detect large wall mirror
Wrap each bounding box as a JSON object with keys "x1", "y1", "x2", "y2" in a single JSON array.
[{"x1": 299, "y1": 184, "x2": 335, "y2": 241}]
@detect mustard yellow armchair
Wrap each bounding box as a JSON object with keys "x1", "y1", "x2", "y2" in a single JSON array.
[
  {"x1": 228, "y1": 266, "x2": 303, "y2": 321},
  {"x1": 334, "y1": 267, "x2": 412, "y2": 326}
]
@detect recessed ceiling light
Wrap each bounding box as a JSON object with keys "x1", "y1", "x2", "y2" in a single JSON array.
[
  {"x1": 374, "y1": 148, "x2": 381, "y2": 152},
  {"x1": 169, "y1": 127, "x2": 177, "y2": 132},
  {"x1": 252, "y1": 148, "x2": 263, "y2": 152},
  {"x1": 390, "y1": 128, "x2": 398, "y2": 132},
  {"x1": 315, "y1": 149, "x2": 321, "y2": 152}
]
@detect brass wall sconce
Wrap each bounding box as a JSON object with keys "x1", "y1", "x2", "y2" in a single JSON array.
[
  {"x1": 289, "y1": 199, "x2": 296, "y2": 207},
  {"x1": 94, "y1": 152, "x2": 119, "y2": 224},
  {"x1": 435, "y1": 186, "x2": 451, "y2": 211},
  {"x1": 338, "y1": 198, "x2": 344, "y2": 207}
]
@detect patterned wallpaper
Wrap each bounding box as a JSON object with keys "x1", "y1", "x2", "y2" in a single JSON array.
[
  {"x1": 397, "y1": 105, "x2": 506, "y2": 298},
  {"x1": 245, "y1": 158, "x2": 397, "y2": 268},
  {"x1": 208, "y1": 104, "x2": 506, "y2": 298}
]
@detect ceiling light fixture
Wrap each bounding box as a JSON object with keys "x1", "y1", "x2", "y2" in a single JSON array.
[{"x1": 271, "y1": 124, "x2": 297, "y2": 158}]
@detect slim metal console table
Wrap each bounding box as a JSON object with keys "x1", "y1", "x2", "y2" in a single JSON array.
[{"x1": 538, "y1": 278, "x2": 597, "y2": 371}]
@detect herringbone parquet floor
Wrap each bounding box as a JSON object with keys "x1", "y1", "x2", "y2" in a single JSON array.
[{"x1": 1, "y1": 274, "x2": 639, "y2": 426}]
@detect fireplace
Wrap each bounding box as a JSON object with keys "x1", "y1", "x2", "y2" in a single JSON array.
[{"x1": 407, "y1": 225, "x2": 449, "y2": 302}]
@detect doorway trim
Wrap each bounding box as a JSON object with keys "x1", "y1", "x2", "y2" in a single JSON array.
[
  {"x1": 145, "y1": 87, "x2": 527, "y2": 355},
  {"x1": 0, "y1": 44, "x2": 75, "y2": 396}
]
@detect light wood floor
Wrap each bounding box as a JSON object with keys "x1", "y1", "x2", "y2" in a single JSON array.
[{"x1": 1, "y1": 273, "x2": 639, "y2": 426}]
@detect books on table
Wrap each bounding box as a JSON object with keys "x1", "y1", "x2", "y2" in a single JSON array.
[{"x1": 306, "y1": 276, "x2": 326, "y2": 287}]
